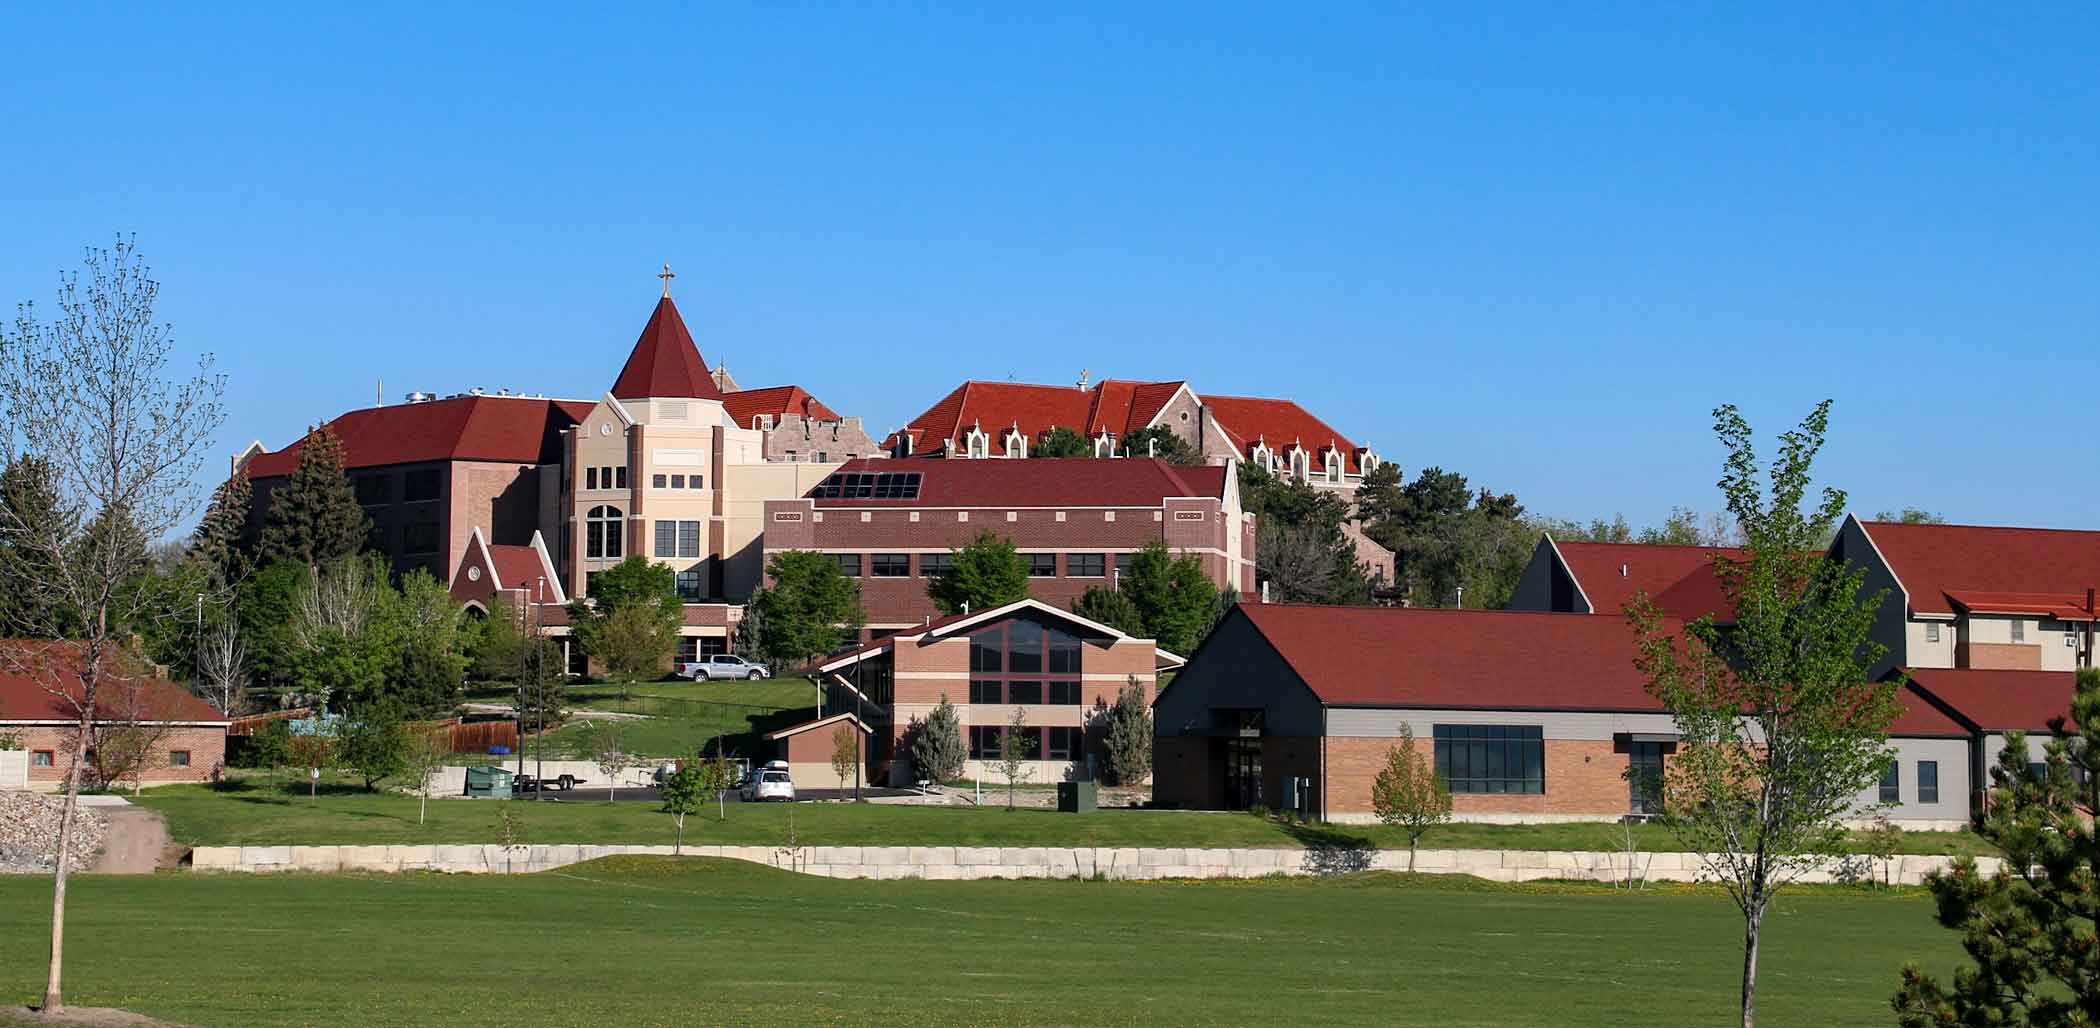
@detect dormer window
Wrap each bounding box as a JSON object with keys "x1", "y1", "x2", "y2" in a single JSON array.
[
  {"x1": 1360, "y1": 451, "x2": 1380, "y2": 475},
  {"x1": 1290, "y1": 449, "x2": 1310, "y2": 482},
  {"x1": 1250, "y1": 441, "x2": 1272, "y2": 472},
  {"x1": 964, "y1": 424, "x2": 990, "y2": 459},
  {"x1": 1003, "y1": 428, "x2": 1028, "y2": 458},
  {"x1": 1324, "y1": 450, "x2": 1342, "y2": 483},
  {"x1": 1094, "y1": 431, "x2": 1114, "y2": 458}
]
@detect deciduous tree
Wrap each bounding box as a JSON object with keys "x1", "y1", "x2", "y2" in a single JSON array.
[
  {"x1": 996, "y1": 706, "x2": 1035, "y2": 810},
  {"x1": 570, "y1": 556, "x2": 680, "y2": 683},
  {"x1": 751, "y1": 550, "x2": 864, "y2": 671},
  {"x1": 1072, "y1": 586, "x2": 1144, "y2": 637},
  {"x1": 830, "y1": 724, "x2": 860, "y2": 797},
  {"x1": 336, "y1": 704, "x2": 409, "y2": 792},
  {"x1": 659, "y1": 762, "x2": 706, "y2": 854},
  {"x1": 1370, "y1": 724, "x2": 1450, "y2": 871},
  {"x1": 928, "y1": 531, "x2": 1028, "y2": 615},
  {"x1": 1121, "y1": 425, "x2": 1201, "y2": 465},
  {"x1": 1, "y1": 238, "x2": 226, "y2": 1013},
  {"x1": 590, "y1": 724, "x2": 633, "y2": 805},
  {"x1": 1629, "y1": 401, "x2": 1898, "y2": 1028},
  {"x1": 1030, "y1": 426, "x2": 1091, "y2": 458},
  {"x1": 1120, "y1": 540, "x2": 1215, "y2": 655},
  {"x1": 403, "y1": 723, "x2": 452, "y2": 825}
]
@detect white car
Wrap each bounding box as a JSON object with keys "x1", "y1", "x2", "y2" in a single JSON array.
[
  {"x1": 678, "y1": 654, "x2": 771, "y2": 681},
  {"x1": 741, "y1": 762, "x2": 796, "y2": 802}
]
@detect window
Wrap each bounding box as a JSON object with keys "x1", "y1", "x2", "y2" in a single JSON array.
[
  {"x1": 403, "y1": 520, "x2": 441, "y2": 555},
  {"x1": 871, "y1": 554, "x2": 910, "y2": 577},
  {"x1": 1048, "y1": 632, "x2": 1080, "y2": 674},
  {"x1": 31, "y1": 750, "x2": 53, "y2": 767},
  {"x1": 586, "y1": 505, "x2": 624, "y2": 559},
  {"x1": 1879, "y1": 763, "x2": 1900, "y2": 804},
  {"x1": 1007, "y1": 620, "x2": 1043, "y2": 673},
  {"x1": 354, "y1": 475, "x2": 390, "y2": 505},
  {"x1": 655, "y1": 521, "x2": 677, "y2": 558},
  {"x1": 809, "y1": 471, "x2": 924, "y2": 500},
  {"x1": 813, "y1": 452, "x2": 828, "y2": 462},
  {"x1": 1433, "y1": 725, "x2": 1544, "y2": 795},
  {"x1": 970, "y1": 680, "x2": 1001, "y2": 704},
  {"x1": 678, "y1": 521, "x2": 701, "y2": 559},
  {"x1": 1115, "y1": 553, "x2": 1135, "y2": 581},
  {"x1": 969, "y1": 620, "x2": 1083, "y2": 707},
  {"x1": 1049, "y1": 680, "x2": 1081, "y2": 705},
  {"x1": 920, "y1": 553, "x2": 954, "y2": 578},
  {"x1": 403, "y1": 468, "x2": 441, "y2": 502},
  {"x1": 1006, "y1": 681, "x2": 1043, "y2": 704},
  {"x1": 785, "y1": 451, "x2": 797, "y2": 462},
  {"x1": 676, "y1": 569, "x2": 703, "y2": 601},
  {"x1": 687, "y1": 475, "x2": 704, "y2": 489},
  {"x1": 1028, "y1": 553, "x2": 1057, "y2": 577},
  {"x1": 586, "y1": 467, "x2": 599, "y2": 490},
  {"x1": 1925, "y1": 622, "x2": 1941, "y2": 643},
  {"x1": 670, "y1": 474, "x2": 685, "y2": 488},
  {"x1": 615, "y1": 466, "x2": 628, "y2": 489},
  {"x1": 1046, "y1": 727, "x2": 1081, "y2": 761},
  {"x1": 1918, "y1": 761, "x2": 1939, "y2": 804},
  {"x1": 969, "y1": 725, "x2": 1003, "y2": 760},
  {"x1": 652, "y1": 474, "x2": 667, "y2": 488},
  {"x1": 1068, "y1": 553, "x2": 1106, "y2": 578},
  {"x1": 169, "y1": 750, "x2": 191, "y2": 768},
  {"x1": 833, "y1": 553, "x2": 861, "y2": 577},
  {"x1": 2011, "y1": 619, "x2": 2026, "y2": 643},
  {"x1": 970, "y1": 630, "x2": 1002, "y2": 673}
]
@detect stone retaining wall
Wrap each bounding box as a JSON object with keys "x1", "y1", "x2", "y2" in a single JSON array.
[{"x1": 189, "y1": 842, "x2": 1999, "y2": 886}]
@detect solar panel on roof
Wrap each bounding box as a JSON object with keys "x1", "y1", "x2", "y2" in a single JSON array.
[{"x1": 812, "y1": 471, "x2": 921, "y2": 500}]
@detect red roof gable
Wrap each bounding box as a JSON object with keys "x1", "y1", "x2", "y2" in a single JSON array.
[
  {"x1": 1860, "y1": 520, "x2": 2100, "y2": 617},
  {"x1": 1944, "y1": 590, "x2": 2099, "y2": 622},
  {"x1": 1551, "y1": 540, "x2": 1747, "y2": 622},
  {"x1": 487, "y1": 544, "x2": 553, "y2": 593},
  {"x1": 243, "y1": 396, "x2": 594, "y2": 478},
  {"x1": 610, "y1": 297, "x2": 723, "y2": 401},
  {"x1": 0, "y1": 642, "x2": 226, "y2": 723},
  {"x1": 1903, "y1": 667, "x2": 2077, "y2": 733},
  {"x1": 1888, "y1": 682, "x2": 1974, "y2": 738},
  {"x1": 722, "y1": 385, "x2": 842, "y2": 429},
  {"x1": 1198, "y1": 394, "x2": 1365, "y2": 473},
  {"x1": 893, "y1": 379, "x2": 1192, "y2": 456},
  {"x1": 809, "y1": 457, "x2": 1228, "y2": 508},
  {"x1": 1235, "y1": 604, "x2": 1667, "y2": 710}
]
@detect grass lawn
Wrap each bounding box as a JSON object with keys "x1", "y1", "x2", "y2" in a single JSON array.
[
  {"x1": 133, "y1": 775, "x2": 1997, "y2": 857},
  {"x1": 469, "y1": 677, "x2": 819, "y2": 760},
  {"x1": 0, "y1": 857, "x2": 1958, "y2": 1026}
]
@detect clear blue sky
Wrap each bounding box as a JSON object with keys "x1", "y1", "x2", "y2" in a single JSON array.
[{"x1": 3, "y1": 4, "x2": 2094, "y2": 529}]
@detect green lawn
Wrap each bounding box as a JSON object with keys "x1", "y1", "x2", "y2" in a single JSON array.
[
  {"x1": 470, "y1": 677, "x2": 820, "y2": 760},
  {"x1": 134, "y1": 776, "x2": 1997, "y2": 856},
  {"x1": 0, "y1": 857, "x2": 1959, "y2": 1026}
]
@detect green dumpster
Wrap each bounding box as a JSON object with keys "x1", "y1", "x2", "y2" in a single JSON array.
[
  {"x1": 465, "y1": 765, "x2": 514, "y2": 799},
  {"x1": 1057, "y1": 781, "x2": 1097, "y2": 813}
]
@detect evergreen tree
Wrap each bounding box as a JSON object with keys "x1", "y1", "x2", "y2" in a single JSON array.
[
  {"x1": 188, "y1": 471, "x2": 254, "y2": 588},
  {"x1": 1072, "y1": 585, "x2": 1145, "y2": 637},
  {"x1": 259, "y1": 425, "x2": 367, "y2": 569},
  {"x1": 1030, "y1": 426, "x2": 1091, "y2": 458},
  {"x1": 1895, "y1": 667, "x2": 2100, "y2": 1025},
  {"x1": 928, "y1": 531, "x2": 1029, "y2": 615},
  {"x1": 1121, "y1": 426, "x2": 1202, "y2": 465},
  {"x1": 0, "y1": 457, "x2": 80, "y2": 635},
  {"x1": 908, "y1": 695, "x2": 966, "y2": 784},
  {"x1": 1099, "y1": 679, "x2": 1153, "y2": 786}
]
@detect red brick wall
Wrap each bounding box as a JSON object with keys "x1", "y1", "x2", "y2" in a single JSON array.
[
  {"x1": 1322, "y1": 737, "x2": 1630, "y2": 818},
  {"x1": 19, "y1": 724, "x2": 227, "y2": 788}
]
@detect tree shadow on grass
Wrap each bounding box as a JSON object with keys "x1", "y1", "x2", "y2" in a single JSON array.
[{"x1": 1280, "y1": 821, "x2": 1376, "y2": 875}]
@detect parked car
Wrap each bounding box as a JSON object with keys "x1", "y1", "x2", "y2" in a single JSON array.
[
  {"x1": 740, "y1": 761, "x2": 795, "y2": 802},
  {"x1": 677, "y1": 654, "x2": 771, "y2": 681}
]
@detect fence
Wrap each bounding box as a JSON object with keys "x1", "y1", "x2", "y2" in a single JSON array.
[{"x1": 436, "y1": 718, "x2": 518, "y2": 755}]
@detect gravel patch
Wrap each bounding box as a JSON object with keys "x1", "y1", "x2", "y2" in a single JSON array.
[{"x1": 0, "y1": 793, "x2": 108, "y2": 874}]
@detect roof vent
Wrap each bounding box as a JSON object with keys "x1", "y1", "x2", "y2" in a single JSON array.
[
  {"x1": 470, "y1": 387, "x2": 486, "y2": 396},
  {"x1": 1620, "y1": 563, "x2": 1629, "y2": 578},
  {"x1": 404, "y1": 391, "x2": 435, "y2": 404}
]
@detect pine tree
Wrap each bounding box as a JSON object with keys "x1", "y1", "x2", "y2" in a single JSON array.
[
  {"x1": 0, "y1": 457, "x2": 80, "y2": 636},
  {"x1": 188, "y1": 471, "x2": 253, "y2": 587},
  {"x1": 1100, "y1": 679, "x2": 1153, "y2": 786},
  {"x1": 908, "y1": 695, "x2": 966, "y2": 785},
  {"x1": 259, "y1": 425, "x2": 367, "y2": 569}
]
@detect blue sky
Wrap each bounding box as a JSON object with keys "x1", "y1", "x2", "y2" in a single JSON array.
[{"x1": 3, "y1": 4, "x2": 2094, "y2": 529}]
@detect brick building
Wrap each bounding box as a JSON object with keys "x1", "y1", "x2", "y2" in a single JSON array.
[
  {"x1": 762, "y1": 457, "x2": 1255, "y2": 636},
  {"x1": 1153, "y1": 603, "x2": 1973, "y2": 827},
  {"x1": 0, "y1": 645, "x2": 230, "y2": 792},
  {"x1": 811, "y1": 598, "x2": 1182, "y2": 786}
]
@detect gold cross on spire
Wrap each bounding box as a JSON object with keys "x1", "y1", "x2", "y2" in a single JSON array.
[{"x1": 658, "y1": 262, "x2": 676, "y2": 299}]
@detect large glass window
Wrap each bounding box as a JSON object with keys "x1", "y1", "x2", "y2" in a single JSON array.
[
  {"x1": 969, "y1": 679, "x2": 1001, "y2": 704},
  {"x1": 969, "y1": 726, "x2": 1003, "y2": 761},
  {"x1": 1028, "y1": 553, "x2": 1057, "y2": 577},
  {"x1": 404, "y1": 468, "x2": 441, "y2": 502},
  {"x1": 920, "y1": 553, "x2": 954, "y2": 578},
  {"x1": 1433, "y1": 725, "x2": 1544, "y2": 795},
  {"x1": 1007, "y1": 620, "x2": 1043, "y2": 673},
  {"x1": 354, "y1": 474, "x2": 390, "y2": 505},
  {"x1": 1048, "y1": 680, "x2": 1080, "y2": 705},
  {"x1": 655, "y1": 521, "x2": 677, "y2": 558},
  {"x1": 1005, "y1": 681, "x2": 1043, "y2": 704},
  {"x1": 871, "y1": 554, "x2": 910, "y2": 577},
  {"x1": 403, "y1": 519, "x2": 440, "y2": 555},
  {"x1": 586, "y1": 505, "x2": 624, "y2": 559},
  {"x1": 833, "y1": 553, "x2": 861, "y2": 577},
  {"x1": 1880, "y1": 763, "x2": 1900, "y2": 804},
  {"x1": 1115, "y1": 553, "x2": 1135, "y2": 581},
  {"x1": 676, "y1": 569, "x2": 703, "y2": 601},
  {"x1": 1046, "y1": 727, "x2": 1081, "y2": 761},
  {"x1": 1068, "y1": 553, "x2": 1106, "y2": 578},
  {"x1": 678, "y1": 521, "x2": 701, "y2": 559},
  {"x1": 966, "y1": 619, "x2": 1083, "y2": 705},
  {"x1": 1918, "y1": 761, "x2": 1939, "y2": 804}
]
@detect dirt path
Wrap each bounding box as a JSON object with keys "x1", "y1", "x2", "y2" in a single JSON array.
[{"x1": 89, "y1": 807, "x2": 174, "y2": 874}]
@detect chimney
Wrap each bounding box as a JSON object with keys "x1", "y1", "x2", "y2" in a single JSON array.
[{"x1": 1260, "y1": 580, "x2": 1270, "y2": 604}]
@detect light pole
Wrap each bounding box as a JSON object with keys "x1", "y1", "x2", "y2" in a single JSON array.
[{"x1": 534, "y1": 577, "x2": 546, "y2": 801}]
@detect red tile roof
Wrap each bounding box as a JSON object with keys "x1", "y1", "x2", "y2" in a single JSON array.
[
  {"x1": 1944, "y1": 590, "x2": 2099, "y2": 622},
  {"x1": 1198, "y1": 393, "x2": 1366, "y2": 473},
  {"x1": 610, "y1": 297, "x2": 723, "y2": 401},
  {"x1": 1860, "y1": 520, "x2": 2100, "y2": 617},
  {"x1": 1903, "y1": 667, "x2": 2078, "y2": 733},
  {"x1": 1550, "y1": 540, "x2": 1748, "y2": 621},
  {"x1": 243, "y1": 396, "x2": 594, "y2": 477},
  {"x1": 0, "y1": 643, "x2": 227, "y2": 723},
  {"x1": 487, "y1": 544, "x2": 554, "y2": 594},
  {"x1": 894, "y1": 381, "x2": 1104, "y2": 456},
  {"x1": 1888, "y1": 682, "x2": 1974, "y2": 737},
  {"x1": 808, "y1": 456, "x2": 1228, "y2": 508},
  {"x1": 1234, "y1": 603, "x2": 1667, "y2": 711},
  {"x1": 722, "y1": 385, "x2": 843, "y2": 429}
]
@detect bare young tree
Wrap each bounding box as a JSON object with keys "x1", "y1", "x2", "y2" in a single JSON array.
[
  {"x1": 402, "y1": 723, "x2": 452, "y2": 826},
  {"x1": 0, "y1": 237, "x2": 225, "y2": 1013},
  {"x1": 590, "y1": 724, "x2": 634, "y2": 804},
  {"x1": 196, "y1": 611, "x2": 247, "y2": 716},
  {"x1": 291, "y1": 555, "x2": 382, "y2": 649}
]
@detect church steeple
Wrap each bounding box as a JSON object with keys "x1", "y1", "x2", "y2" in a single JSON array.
[{"x1": 610, "y1": 273, "x2": 722, "y2": 401}]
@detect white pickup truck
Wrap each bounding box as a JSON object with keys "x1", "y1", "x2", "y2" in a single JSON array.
[{"x1": 676, "y1": 654, "x2": 771, "y2": 681}]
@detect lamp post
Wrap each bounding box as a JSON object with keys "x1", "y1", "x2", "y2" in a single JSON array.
[{"x1": 534, "y1": 577, "x2": 546, "y2": 801}]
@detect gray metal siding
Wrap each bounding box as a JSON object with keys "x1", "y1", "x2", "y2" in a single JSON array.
[
  {"x1": 1836, "y1": 516, "x2": 1910, "y2": 679},
  {"x1": 1153, "y1": 611, "x2": 1326, "y2": 738},
  {"x1": 1852, "y1": 736, "x2": 1972, "y2": 824}
]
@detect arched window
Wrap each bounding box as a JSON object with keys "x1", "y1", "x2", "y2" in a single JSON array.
[
  {"x1": 586, "y1": 505, "x2": 624, "y2": 559},
  {"x1": 1325, "y1": 450, "x2": 1342, "y2": 483},
  {"x1": 966, "y1": 427, "x2": 990, "y2": 459},
  {"x1": 1290, "y1": 449, "x2": 1310, "y2": 482},
  {"x1": 1004, "y1": 429, "x2": 1028, "y2": 458}
]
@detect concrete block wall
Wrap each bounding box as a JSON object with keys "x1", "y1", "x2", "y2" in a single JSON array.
[{"x1": 189, "y1": 842, "x2": 2000, "y2": 887}]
